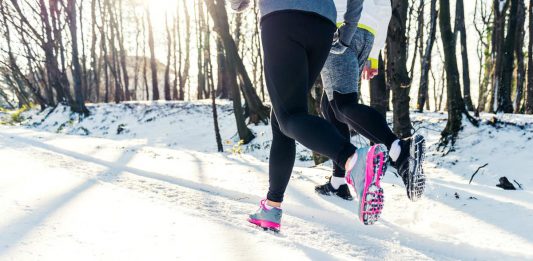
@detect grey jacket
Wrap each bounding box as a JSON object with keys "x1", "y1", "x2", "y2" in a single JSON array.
[
  {"x1": 228, "y1": 0, "x2": 339, "y2": 25},
  {"x1": 337, "y1": 0, "x2": 364, "y2": 46},
  {"x1": 228, "y1": 0, "x2": 363, "y2": 53}
]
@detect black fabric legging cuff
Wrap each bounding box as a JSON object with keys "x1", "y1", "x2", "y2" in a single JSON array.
[
  {"x1": 331, "y1": 91, "x2": 397, "y2": 148},
  {"x1": 321, "y1": 91, "x2": 398, "y2": 178}
]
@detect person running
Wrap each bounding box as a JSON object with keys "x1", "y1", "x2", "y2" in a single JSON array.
[
  {"x1": 228, "y1": 0, "x2": 388, "y2": 231},
  {"x1": 314, "y1": 0, "x2": 427, "y2": 203}
]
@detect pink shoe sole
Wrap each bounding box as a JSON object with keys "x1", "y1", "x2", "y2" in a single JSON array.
[
  {"x1": 248, "y1": 218, "x2": 281, "y2": 232},
  {"x1": 358, "y1": 144, "x2": 388, "y2": 225}
]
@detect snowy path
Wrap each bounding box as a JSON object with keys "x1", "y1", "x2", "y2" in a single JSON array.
[{"x1": 1, "y1": 125, "x2": 532, "y2": 261}]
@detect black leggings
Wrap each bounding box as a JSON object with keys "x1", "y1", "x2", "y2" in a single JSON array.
[
  {"x1": 321, "y1": 91, "x2": 398, "y2": 178},
  {"x1": 262, "y1": 11, "x2": 356, "y2": 203}
]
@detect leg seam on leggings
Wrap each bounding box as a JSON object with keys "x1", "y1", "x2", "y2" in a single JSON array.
[{"x1": 334, "y1": 103, "x2": 395, "y2": 146}]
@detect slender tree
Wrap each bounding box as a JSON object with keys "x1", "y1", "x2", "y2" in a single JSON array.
[
  {"x1": 499, "y1": 0, "x2": 520, "y2": 113},
  {"x1": 132, "y1": 7, "x2": 141, "y2": 101},
  {"x1": 179, "y1": 0, "x2": 191, "y2": 101},
  {"x1": 490, "y1": 0, "x2": 511, "y2": 112},
  {"x1": 79, "y1": 1, "x2": 89, "y2": 101},
  {"x1": 138, "y1": 11, "x2": 148, "y2": 101},
  {"x1": 164, "y1": 13, "x2": 172, "y2": 101},
  {"x1": 211, "y1": 84, "x2": 224, "y2": 152},
  {"x1": 370, "y1": 53, "x2": 389, "y2": 117},
  {"x1": 66, "y1": 0, "x2": 89, "y2": 115},
  {"x1": 172, "y1": 3, "x2": 179, "y2": 100},
  {"x1": 205, "y1": 0, "x2": 255, "y2": 143},
  {"x1": 439, "y1": 0, "x2": 478, "y2": 144},
  {"x1": 526, "y1": 0, "x2": 533, "y2": 114},
  {"x1": 514, "y1": 0, "x2": 526, "y2": 113},
  {"x1": 146, "y1": 7, "x2": 159, "y2": 100},
  {"x1": 417, "y1": 0, "x2": 438, "y2": 112},
  {"x1": 90, "y1": 0, "x2": 100, "y2": 102},
  {"x1": 455, "y1": 0, "x2": 474, "y2": 111},
  {"x1": 216, "y1": 37, "x2": 232, "y2": 99},
  {"x1": 473, "y1": 0, "x2": 492, "y2": 112},
  {"x1": 101, "y1": 22, "x2": 110, "y2": 102},
  {"x1": 387, "y1": 0, "x2": 412, "y2": 138},
  {"x1": 204, "y1": 0, "x2": 269, "y2": 124},
  {"x1": 195, "y1": 1, "x2": 206, "y2": 100},
  {"x1": 115, "y1": 0, "x2": 129, "y2": 101}
]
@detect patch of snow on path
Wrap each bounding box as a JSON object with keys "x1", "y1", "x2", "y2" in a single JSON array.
[{"x1": 1, "y1": 101, "x2": 532, "y2": 260}]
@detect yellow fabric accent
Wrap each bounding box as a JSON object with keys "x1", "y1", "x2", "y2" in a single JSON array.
[
  {"x1": 357, "y1": 23, "x2": 376, "y2": 36},
  {"x1": 368, "y1": 58, "x2": 379, "y2": 70},
  {"x1": 336, "y1": 22, "x2": 345, "y2": 28}
]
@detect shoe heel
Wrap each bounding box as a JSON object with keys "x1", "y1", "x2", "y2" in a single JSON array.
[{"x1": 360, "y1": 144, "x2": 388, "y2": 225}]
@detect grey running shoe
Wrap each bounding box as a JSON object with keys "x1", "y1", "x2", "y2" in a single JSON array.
[
  {"x1": 248, "y1": 199, "x2": 282, "y2": 232},
  {"x1": 395, "y1": 134, "x2": 426, "y2": 201},
  {"x1": 345, "y1": 144, "x2": 388, "y2": 225}
]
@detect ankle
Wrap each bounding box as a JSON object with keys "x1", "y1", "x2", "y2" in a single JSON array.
[
  {"x1": 345, "y1": 153, "x2": 358, "y2": 170},
  {"x1": 265, "y1": 200, "x2": 281, "y2": 209},
  {"x1": 330, "y1": 176, "x2": 346, "y2": 190},
  {"x1": 389, "y1": 139, "x2": 401, "y2": 162}
]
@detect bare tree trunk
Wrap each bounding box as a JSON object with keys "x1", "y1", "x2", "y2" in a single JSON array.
[
  {"x1": 370, "y1": 53, "x2": 389, "y2": 117},
  {"x1": 105, "y1": 0, "x2": 123, "y2": 104},
  {"x1": 66, "y1": 0, "x2": 89, "y2": 115},
  {"x1": 132, "y1": 8, "x2": 141, "y2": 101},
  {"x1": 33, "y1": 0, "x2": 70, "y2": 104},
  {"x1": 116, "y1": 0, "x2": 129, "y2": 101},
  {"x1": 108, "y1": 20, "x2": 123, "y2": 104},
  {"x1": 204, "y1": 0, "x2": 254, "y2": 143},
  {"x1": 179, "y1": 1, "x2": 191, "y2": 101},
  {"x1": 499, "y1": 0, "x2": 519, "y2": 113},
  {"x1": 164, "y1": 13, "x2": 172, "y2": 101},
  {"x1": 204, "y1": 10, "x2": 213, "y2": 99},
  {"x1": 211, "y1": 87, "x2": 224, "y2": 152},
  {"x1": 141, "y1": 12, "x2": 149, "y2": 100},
  {"x1": 208, "y1": 37, "x2": 223, "y2": 151},
  {"x1": 216, "y1": 39, "x2": 232, "y2": 99},
  {"x1": 101, "y1": 29, "x2": 110, "y2": 103},
  {"x1": 90, "y1": 0, "x2": 100, "y2": 102},
  {"x1": 49, "y1": 0, "x2": 73, "y2": 104},
  {"x1": 455, "y1": 0, "x2": 474, "y2": 111},
  {"x1": 417, "y1": 0, "x2": 437, "y2": 112},
  {"x1": 196, "y1": 1, "x2": 206, "y2": 100},
  {"x1": 473, "y1": 0, "x2": 491, "y2": 113},
  {"x1": 478, "y1": 25, "x2": 493, "y2": 112},
  {"x1": 204, "y1": 0, "x2": 269, "y2": 124},
  {"x1": 251, "y1": 0, "x2": 265, "y2": 101},
  {"x1": 513, "y1": 0, "x2": 526, "y2": 113},
  {"x1": 387, "y1": 0, "x2": 412, "y2": 138},
  {"x1": 233, "y1": 13, "x2": 243, "y2": 57},
  {"x1": 439, "y1": 0, "x2": 477, "y2": 145},
  {"x1": 491, "y1": 0, "x2": 511, "y2": 113},
  {"x1": 172, "y1": 5, "x2": 179, "y2": 100},
  {"x1": 146, "y1": 7, "x2": 159, "y2": 100},
  {"x1": 79, "y1": 1, "x2": 89, "y2": 102},
  {"x1": 526, "y1": 0, "x2": 533, "y2": 114}
]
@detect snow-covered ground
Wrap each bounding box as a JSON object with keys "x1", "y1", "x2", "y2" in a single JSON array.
[{"x1": 1, "y1": 101, "x2": 532, "y2": 260}]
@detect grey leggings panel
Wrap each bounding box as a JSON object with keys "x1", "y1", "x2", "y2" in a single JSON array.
[{"x1": 321, "y1": 28, "x2": 374, "y2": 100}]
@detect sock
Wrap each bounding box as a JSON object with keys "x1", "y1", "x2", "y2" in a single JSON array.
[
  {"x1": 389, "y1": 139, "x2": 401, "y2": 162},
  {"x1": 263, "y1": 203, "x2": 273, "y2": 210},
  {"x1": 346, "y1": 153, "x2": 358, "y2": 171},
  {"x1": 263, "y1": 200, "x2": 280, "y2": 210},
  {"x1": 330, "y1": 176, "x2": 346, "y2": 190}
]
